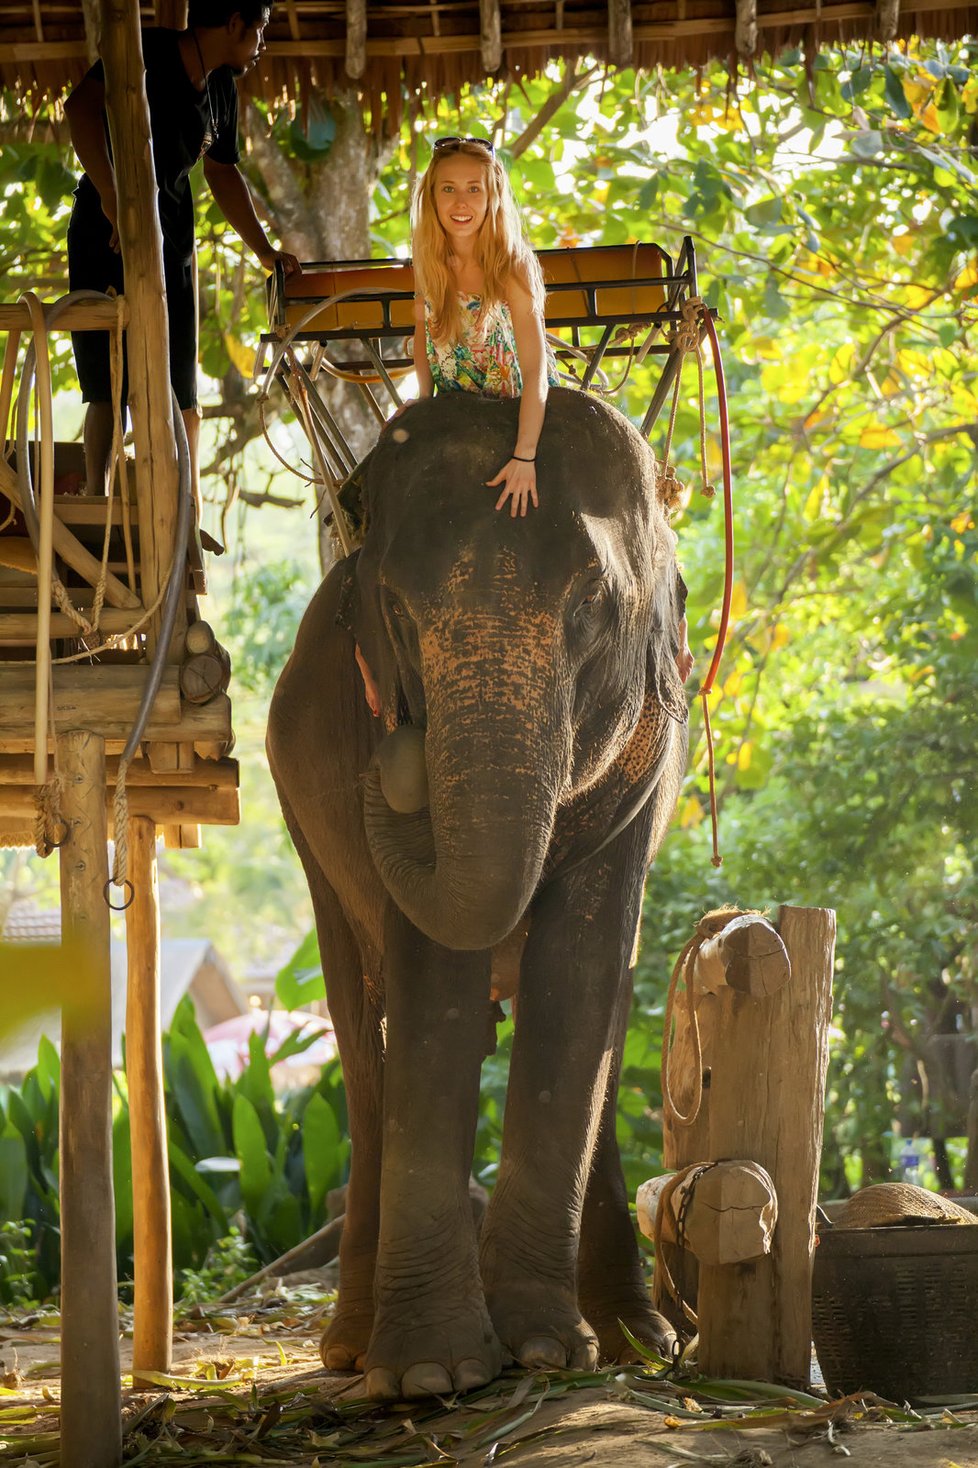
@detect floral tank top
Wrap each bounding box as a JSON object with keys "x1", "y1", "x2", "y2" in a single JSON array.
[{"x1": 425, "y1": 294, "x2": 560, "y2": 398}]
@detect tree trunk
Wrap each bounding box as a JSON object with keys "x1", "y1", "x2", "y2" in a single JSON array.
[{"x1": 242, "y1": 95, "x2": 394, "y2": 571}]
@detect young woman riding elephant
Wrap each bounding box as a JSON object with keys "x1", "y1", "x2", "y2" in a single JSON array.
[{"x1": 268, "y1": 385, "x2": 689, "y2": 1400}]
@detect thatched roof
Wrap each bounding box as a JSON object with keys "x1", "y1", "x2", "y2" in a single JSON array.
[{"x1": 1, "y1": 0, "x2": 976, "y2": 127}]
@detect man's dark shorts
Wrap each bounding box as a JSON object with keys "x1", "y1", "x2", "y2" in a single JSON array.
[{"x1": 67, "y1": 202, "x2": 198, "y2": 412}]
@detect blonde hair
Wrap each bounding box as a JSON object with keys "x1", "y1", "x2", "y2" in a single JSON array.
[{"x1": 411, "y1": 142, "x2": 546, "y2": 347}]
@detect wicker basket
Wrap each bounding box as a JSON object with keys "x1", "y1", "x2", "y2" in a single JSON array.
[{"x1": 812, "y1": 1224, "x2": 978, "y2": 1400}]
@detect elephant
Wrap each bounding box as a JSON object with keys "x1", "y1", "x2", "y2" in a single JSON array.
[{"x1": 267, "y1": 386, "x2": 689, "y2": 1400}]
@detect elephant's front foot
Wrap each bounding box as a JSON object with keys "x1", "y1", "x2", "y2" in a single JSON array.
[
  {"x1": 321, "y1": 1298, "x2": 373, "y2": 1373},
  {"x1": 581, "y1": 1298, "x2": 677, "y2": 1365},
  {"x1": 486, "y1": 1276, "x2": 599, "y2": 1372},
  {"x1": 363, "y1": 1286, "x2": 503, "y2": 1400}
]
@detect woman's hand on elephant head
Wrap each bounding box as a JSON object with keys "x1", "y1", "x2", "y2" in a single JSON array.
[{"x1": 487, "y1": 458, "x2": 539, "y2": 518}]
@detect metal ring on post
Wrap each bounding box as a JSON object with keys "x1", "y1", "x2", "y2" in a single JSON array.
[
  {"x1": 46, "y1": 817, "x2": 70, "y2": 850},
  {"x1": 103, "y1": 878, "x2": 134, "y2": 912}
]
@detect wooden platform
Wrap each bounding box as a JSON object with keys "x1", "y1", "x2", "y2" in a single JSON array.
[{"x1": 0, "y1": 440, "x2": 238, "y2": 848}]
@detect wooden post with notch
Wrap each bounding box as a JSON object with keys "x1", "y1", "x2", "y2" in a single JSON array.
[
  {"x1": 653, "y1": 907, "x2": 832, "y2": 1383},
  {"x1": 126, "y1": 815, "x2": 173, "y2": 1384},
  {"x1": 696, "y1": 905, "x2": 835, "y2": 1384},
  {"x1": 58, "y1": 728, "x2": 122, "y2": 1468}
]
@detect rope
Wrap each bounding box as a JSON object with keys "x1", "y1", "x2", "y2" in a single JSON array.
[
  {"x1": 661, "y1": 906, "x2": 748, "y2": 1131},
  {"x1": 654, "y1": 295, "x2": 735, "y2": 869},
  {"x1": 652, "y1": 1159, "x2": 726, "y2": 1326},
  {"x1": 695, "y1": 312, "x2": 736, "y2": 869},
  {"x1": 110, "y1": 754, "x2": 131, "y2": 889}
]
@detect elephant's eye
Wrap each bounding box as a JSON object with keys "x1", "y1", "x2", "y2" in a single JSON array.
[
  {"x1": 387, "y1": 596, "x2": 407, "y2": 620},
  {"x1": 577, "y1": 578, "x2": 607, "y2": 611}
]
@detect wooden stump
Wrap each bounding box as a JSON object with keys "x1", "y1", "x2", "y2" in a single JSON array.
[
  {"x1": 696, "y1": 905, "x2": 835, "y2": 1384},
  {"x1": 125, "y1": 815, "x2": 173, "y2": 1385},
  {"x1": 652, "y1": 907, "x2": 833, "y2": 1383},
  {"x1": 58, "y1": 729, "x2": 122, "y2": 1468}
]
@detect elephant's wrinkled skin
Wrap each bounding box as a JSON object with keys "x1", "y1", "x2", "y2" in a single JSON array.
[{"x1": 267, "y1": 388, "x2": 688, "y2": 1399}]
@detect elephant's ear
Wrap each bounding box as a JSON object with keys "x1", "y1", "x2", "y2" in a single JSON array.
[
  {"x1": 335, "y1": 549, "x2": 361, "y2": 635},
  {"x1": 647, "y1": 567, "x2": 689, "y2": 725}
]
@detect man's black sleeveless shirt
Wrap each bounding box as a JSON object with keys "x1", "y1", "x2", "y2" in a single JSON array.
[{"x1": 72, "y1": 28, "x2": 240, "y2": 266}]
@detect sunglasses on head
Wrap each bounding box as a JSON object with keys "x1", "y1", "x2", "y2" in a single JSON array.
[{"x1": 433, "y1": 136, "x2": 495, "y2": 155}]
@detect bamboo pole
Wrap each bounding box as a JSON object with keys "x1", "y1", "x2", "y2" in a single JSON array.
[
  {"x1": 0, "y1": 690, "x2": 234, "y2": 752},
  {"x1": 0, "y1": 329, "x2": 21, "y2": 450},
  {"x1": 0, "y1": 751, "x2": 238, "y2": 787},
  {"x1": 0, "y1": 300, "x2": 127, "y2": 331},
  {"x1": 20, "y1": 292, "x2": 55, "y2": 788},
  {"x1": 58, "y1": 727, "x2": 122, "y2": 1468},
  {"x1": 0, "y1": 780, "x2": 238, "y2": 828},
  {"x1": 126, "y1": 815, "x2": 173, "y2": 1384},
  {"x1": 99, "y1": 0, "x2": 182, "y2": 653},
  {"x1": 0, "y1": 664, "x2": 182, "y2": 729},
  {"x1": 0, "y1": 608, "x2": 143, "y2": 640}
]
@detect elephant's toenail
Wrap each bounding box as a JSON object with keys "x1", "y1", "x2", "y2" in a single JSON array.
[{"x1": 520, "y1": 1336, "x2": 565, "y2": 1369}]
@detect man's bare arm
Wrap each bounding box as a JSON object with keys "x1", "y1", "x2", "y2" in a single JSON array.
[{"x1": 202, "y1": 157, "x2": 299, "y2": 275}]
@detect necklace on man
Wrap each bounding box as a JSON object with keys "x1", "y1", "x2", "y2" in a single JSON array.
[{"x1": 190, "y1": 29, "x2": 216, "y2": 156}]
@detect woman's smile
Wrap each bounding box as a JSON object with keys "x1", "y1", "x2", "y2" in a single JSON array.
[{"x1": 433, "y1": 155, "x2": 489, "y2": 240}]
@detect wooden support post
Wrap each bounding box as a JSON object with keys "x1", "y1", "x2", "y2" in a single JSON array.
[
  {"x1": 99, "y1": 0, "x2": 183, "y2": 654},
  {"x1": 608, "y1": 0, "x2": 634, "y2": 66},
  {"x1": 126, "y1": 815, "x2": 173, "y2": 1384},
  {"x1": 875, "y1": 0, "x2": 900, "y2": 40},
  {"x1": 696, "y1": 905, "x2": 835, "y2": 1385},
  {"x1": 479, "y1": 0, "x2": 502, "y2": 72},
  {"x1": 58, "y1": 728, "x2": 122, "y2": 1468},
  {"x1": 734, "y1": 0, "x2": 758, "y2": 58},
  {"x1": 345, "y1": 0, "x2": 366, "y2": 79},
  {"x1": 965, "y1": 1069, "x2": 978, "y2": 1192}
]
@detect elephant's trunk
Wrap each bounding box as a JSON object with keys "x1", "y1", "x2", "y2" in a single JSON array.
[{"x1": 364, "y1": 635, "x2": 565, "y2": 951}]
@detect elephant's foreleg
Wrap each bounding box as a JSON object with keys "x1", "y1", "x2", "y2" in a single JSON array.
[
  {"x1": 286, "y1": 813, "x2": 384, "y2": 1373},
  {"x1": 479, "y1": 813, "x2": 653, "y2": 1370},
  {"x1": 364, "y1": 907, "x2": 503, "y2": 1400},
  {"x1": 577, "y1": 967, "x2": 676, "y2": 1362}
]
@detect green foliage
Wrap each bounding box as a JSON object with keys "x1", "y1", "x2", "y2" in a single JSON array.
[
  {"x1": 0, "y1": 1220, "x2": 40, "y2": 1310},
  {"x1": 275, "y1": 927, "x2": 326, "y2": 1011},
  {"x1": 0, "y1": 1000, "x2": 349, "y2": 1302},
  {"x1": 177, "y1": 1226, "x2": 258, "y2": 1305},
  {"x1": 220, "y1": 559, "x2": 311, "y2": 696}
]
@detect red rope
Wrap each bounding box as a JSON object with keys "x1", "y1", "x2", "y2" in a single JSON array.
[
  {"x1": 699, "y1": 312, "x2": 735, "y2": 698},
  {"x1": 697, "y1": 312, "x2": 735, "y2": 867}
]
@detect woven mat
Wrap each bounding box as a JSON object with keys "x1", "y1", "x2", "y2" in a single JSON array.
[{"x1": 833, "y1": 1182, "x2": 977, "y2": 1229}]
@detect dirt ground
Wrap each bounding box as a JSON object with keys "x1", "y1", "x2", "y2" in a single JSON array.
[{"x1": 2, "y1": 1294, "x2": 977, "y2": 1468}]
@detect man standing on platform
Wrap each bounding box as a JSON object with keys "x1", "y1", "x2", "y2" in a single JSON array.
[{"x1": 65, "y1": 1, "x2": 300, "y2": 537}]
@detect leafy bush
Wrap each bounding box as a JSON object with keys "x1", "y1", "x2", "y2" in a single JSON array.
[{"x1": 0, "y1": 999, "x2": 349, "y2": 1303}]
